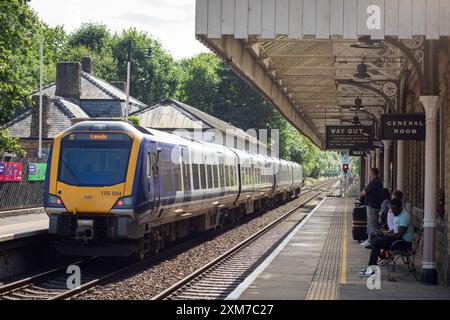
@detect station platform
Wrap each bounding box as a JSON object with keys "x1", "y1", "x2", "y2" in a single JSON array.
[
  {"x1": 233, "y1": 197, "x2": 450, "y2": 300},
  {"x1": 0, "y1": 212, "x2": 48, "y2": 243}
]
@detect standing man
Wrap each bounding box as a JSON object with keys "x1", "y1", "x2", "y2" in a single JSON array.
[{"x1": 360, "y1": 168, "x2": 383, "y2": 248}]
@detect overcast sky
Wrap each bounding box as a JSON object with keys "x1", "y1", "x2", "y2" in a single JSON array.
[{"x1": 29, "y1": 0, "x2": 208, "y2": 59}]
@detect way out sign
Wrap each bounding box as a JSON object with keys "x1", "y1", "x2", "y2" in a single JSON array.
[
  {"x1": 350, "y1": 150, "x2": 367, "y2": 157},
  {"x1": 381, "y1": 114, "x2": 425, "y2": 140},
  {"x1": 326, "y1": 126, "x2": 373, "y2": 150}
]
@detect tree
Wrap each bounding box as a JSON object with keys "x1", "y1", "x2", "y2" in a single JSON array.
[
  {"x1": 64, "y1": 45, "x2": 118, "y2": 83},
  {"x1": 67, "y1": 23, "x2": 111, "y2": 54},
  {"x1": 177, "y1": 53, "x2": 221, "y2": 113},
  {"x1": 112, "y1": 28, "x2": 179, "y2": 105},
  {"x1": 0, "y1": 0, "x2": 40, "y2": 125},
  {"x1": 0, "y1": 130, "x2": 25, "y2": 155}
]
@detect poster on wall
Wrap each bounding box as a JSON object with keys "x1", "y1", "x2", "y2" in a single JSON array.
[
  {"x1": 0, "y1": 162, "x2": 23, "y2": 182},
  {"x1": 28, "y1": 163, "x2": 47, "y2": 181}
]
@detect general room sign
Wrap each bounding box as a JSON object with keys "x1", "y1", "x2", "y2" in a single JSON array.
[{"x1": 381, "y1": 113, "x2": 426, "y2": 140}]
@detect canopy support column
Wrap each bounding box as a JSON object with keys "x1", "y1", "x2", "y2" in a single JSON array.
[{"x1": 420, "y1": 95, "x2": 439, "y2": 285}]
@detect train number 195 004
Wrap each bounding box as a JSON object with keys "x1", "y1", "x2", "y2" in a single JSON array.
[{"x1": 101, "y1": 191, "x2": 122, "y2": 197}]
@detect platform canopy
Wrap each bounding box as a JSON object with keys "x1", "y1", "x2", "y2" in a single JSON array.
[{"x1": 195, "y1": 0, "x2": 450, "y2": 149}]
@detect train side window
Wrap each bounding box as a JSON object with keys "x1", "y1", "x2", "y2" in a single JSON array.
[
  {"x1": 230, "y1": 166, "x2": 235, "y2": 186},
  {"x1": 213, "y1": 165, "x2": 219, "y2": 188},
  {"x1": 225, "y1": 166, "x2": 230, "y2": 187},
  {"x1": 161, "y1": 159, "x2": 173, "y2": 193},
  {"x1": 200, "y1": 164, "x2": 206, "y2": 189},
  {"x1": 219, "y1": 164, "x2": 225, "y2": 188},
  {"x1": 192, "y1": 164, "x2": 200, "y2": 190},
  {"x1": 207, "y1": 165, "x2": 213, "y2": 189}
]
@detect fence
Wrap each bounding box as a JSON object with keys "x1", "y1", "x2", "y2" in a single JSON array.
[{"x1": 0, "y1": 156, "x2": 47, "y2": 211}]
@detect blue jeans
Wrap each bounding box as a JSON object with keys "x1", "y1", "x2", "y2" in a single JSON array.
[{"x1": 368, "y1": 236, "x2": 412, "y2": 266}]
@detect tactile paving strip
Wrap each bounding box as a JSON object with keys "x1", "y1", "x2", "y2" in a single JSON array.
[{"x1": 305, "y1": 210, "x2": 344, "y2": 300}]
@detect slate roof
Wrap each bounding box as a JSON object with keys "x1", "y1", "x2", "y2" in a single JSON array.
[
  {"x1": 131, "y1": 98, "x2": 262, "y2": 146},
  {"x1": 4, "y1": 97, "x2": 89, "y2": 139},
  {"x1": 28, "y1": 71, "x2": 146, "y2": 108}
]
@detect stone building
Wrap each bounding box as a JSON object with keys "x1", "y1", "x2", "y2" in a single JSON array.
[{"x1": 4, "y1": 57, "x2": 147, "y2": 157}]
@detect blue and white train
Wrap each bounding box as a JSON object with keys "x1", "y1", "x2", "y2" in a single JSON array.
[{"x1": 44, "y1": 121, "x2": 303, "y2": 258}]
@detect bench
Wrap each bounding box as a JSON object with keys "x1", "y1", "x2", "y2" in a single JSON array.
[{"x1": 384, "y1": 227, "x2": 423, "y2": 281}]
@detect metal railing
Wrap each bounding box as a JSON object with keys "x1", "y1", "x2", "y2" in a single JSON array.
[{"x1": 0, "y1": 156, "x2": 46, "y2": 212}]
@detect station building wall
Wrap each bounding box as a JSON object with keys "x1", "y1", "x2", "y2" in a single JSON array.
[{"x1": 392, "y1": 39, "x2": 450, "y2": 285}]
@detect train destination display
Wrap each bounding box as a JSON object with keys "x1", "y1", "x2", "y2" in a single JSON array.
[
  {"x1": 381, "y1": 113, "x2": 426, "y2": 140},
  {"x1": 326, "y1": 126, "x2": 373, "y2": 150}
]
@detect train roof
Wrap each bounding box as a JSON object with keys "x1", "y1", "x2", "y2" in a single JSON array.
[{"x1": 66, "y1": 121, "x2": 301, "y2": 168}]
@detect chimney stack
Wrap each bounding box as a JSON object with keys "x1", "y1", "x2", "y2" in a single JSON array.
[
  {"x1": 81, "y1": 57, "x2": 93, "y2": 74},
  {"x1": 30, "y1": 94, "x2": 51, "y2": 138},
  {"x1": 111, "y1": 81, "x2": 126, "y2": 92},
  {"x1": 55, "y1": 62, "x2": 81, "y2": 99}
]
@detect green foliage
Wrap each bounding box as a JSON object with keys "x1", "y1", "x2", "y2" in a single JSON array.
[
  {"x1": 67, "y1": 23, "x2": 111, "y2": 54},
  {"x1": 112, "y1": 28, "x2": 179, "y2": 105},
  {"x1": 113, "y1": 116, "x2": 140, "y2": 126},
  {"x1": 0, "y1": 0, "x2": 39, "y2": 125},
  {"x1": 0, "y1": 129, "x2": 26, "y2": 155},
  {"x1": 64, "y1": 45, "x2": 118, "y2": 82}
]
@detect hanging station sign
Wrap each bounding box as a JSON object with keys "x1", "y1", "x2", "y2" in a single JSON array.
[
  {"x1": 350, "y1": 150, "x2": 367, "y2": 157},
  {"x1": 326, "y1": 126, "x2": 373, "y2": 150},
  {"x1": 381, "y1": 113, "x2": 426, "y2": 140}
]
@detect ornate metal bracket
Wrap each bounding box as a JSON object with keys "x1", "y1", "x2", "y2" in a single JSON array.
[
  {"x1": 337, "y1": 79, "x2": 397, "y2": 112},
  {"x1": 360, "y1": 35, "x2": 427, "y2": 95}
]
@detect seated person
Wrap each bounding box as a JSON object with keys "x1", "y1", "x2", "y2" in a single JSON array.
[
  {"x1": 387, "y1": 190, "x2": 404, "y2": 231},
  {"x1": 379, "y1": 188, "x2": 391, "y2": 227},
  {"x1": 359, "y1": 197, "x2": 414, "y2": 277}
]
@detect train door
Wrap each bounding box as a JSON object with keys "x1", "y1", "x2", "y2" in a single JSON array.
[
  {"x1": 149, "y1": 142, "x2": 161, "y2": 215},
  {"x1": 180, "y1": 146, "x2": 192, "y2": 205}
]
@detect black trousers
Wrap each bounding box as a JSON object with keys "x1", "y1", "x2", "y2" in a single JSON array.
[{"x1": 368, "y1": 236, "x2": 411, "y2": 266}]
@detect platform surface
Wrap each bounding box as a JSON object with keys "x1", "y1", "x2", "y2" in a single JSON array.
[
  {"x1": 0, "y1": 213, "x2": 48, "y2": 243},
  {"x1": 235, "y1": 197, "x2": 450, "y2": 300}
]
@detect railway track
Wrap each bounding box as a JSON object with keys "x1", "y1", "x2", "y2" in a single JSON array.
[
  {"x1": 0, "y1": 178, "x2": 338, "y2": 300},
  {"x1": 152, "y1": 179, "x2": 339, "y2": 300}
]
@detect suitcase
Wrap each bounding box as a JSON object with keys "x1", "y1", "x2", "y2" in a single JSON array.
[{"x1": 352, "y1": 206, "x2": 368, "y2": 241}]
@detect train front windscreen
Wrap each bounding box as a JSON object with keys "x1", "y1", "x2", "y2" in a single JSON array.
[{"x1": 58, "y1": 132, "x2": 133, "y2": 187}]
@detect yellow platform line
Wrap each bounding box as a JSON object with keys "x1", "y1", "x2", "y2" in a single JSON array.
[{"x1": 339, "y1": 196, "x2": 348, "y2": 284}]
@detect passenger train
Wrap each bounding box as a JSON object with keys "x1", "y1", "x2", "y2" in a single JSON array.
[{"x1": 44, "y1": 121, "x2": 303, "y2": 258}]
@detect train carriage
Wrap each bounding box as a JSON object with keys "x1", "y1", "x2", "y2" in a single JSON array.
[{"x1": 45, "y1": 121, "x2": 303, "y2": 258}]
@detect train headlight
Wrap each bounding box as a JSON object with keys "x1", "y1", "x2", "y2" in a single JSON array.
[
  {"x1": 113, "y1": 196, "x2": 134, "y2": 209},
  {"x1": 47, "y1": 194, "x2": 65, "y2": 208}
]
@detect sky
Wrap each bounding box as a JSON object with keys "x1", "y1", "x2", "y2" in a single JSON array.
[{"x1": 29, "y1": 0, "x2": 208, "y2": 59}]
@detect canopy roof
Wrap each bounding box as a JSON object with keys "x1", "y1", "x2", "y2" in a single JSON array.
[{"x1": 196, "y1": 0, "x2": 450, "y2": 148}]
